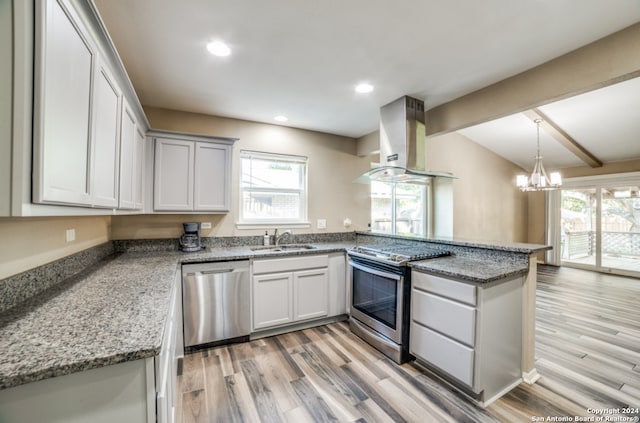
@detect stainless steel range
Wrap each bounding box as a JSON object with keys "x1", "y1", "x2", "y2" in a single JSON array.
[{"x1": 347, "y1": 244, "x2": 450, "y2": 363}]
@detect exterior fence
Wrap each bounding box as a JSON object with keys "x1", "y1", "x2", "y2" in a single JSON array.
[{"x1": 563, "y1": 231, "x2": 640, "y2": 259}]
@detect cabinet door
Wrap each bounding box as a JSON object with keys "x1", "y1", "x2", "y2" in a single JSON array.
[
  {"x1": 293, "y1": 268, "x2": 329, "y2": 321},
  {"x1": 328, "y1": 254, "x2": 347, "y2": 316},
  {"x1": 412, "y1": 289, "x2": 476, "y2": 346},
  {"x1": 194, "y1": 142, "x2": 230, "y2": 211},
  {"x1": 253, "y1": 272, "x2": 293, "y2": 330},
  {"x1": 90, "y1": 59, "x2": 121, "y2": 208},
  {"x1": 410, "y1": 322, "x2": 475, "y2": 387},
  {"x1": 118, "y1": 99, "x2": 136, "y2": 209},
  {"x1": 133, "y1": 126, "x2": 145, "y2": 210},
  {"x1": 154, "y1": 138, "x2": 194, "y2": 211},
  {"x1": 33, "y1": 0, "x2": 95, "y2": 205}
]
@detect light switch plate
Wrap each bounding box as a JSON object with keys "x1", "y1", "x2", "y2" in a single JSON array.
[
  {"x1": 201, "y1": 222, "x2": 212, "y2": 229},
  {"x1": 317, "y1": 219, "x2": 327, "y2": 229},
  {"x1": 66, "y1": 229, "x2": 76, "y2": 242}
]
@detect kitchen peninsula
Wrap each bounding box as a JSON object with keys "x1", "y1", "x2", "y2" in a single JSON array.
[{"x1": 0, "y1": 231, "x2": 549, "y2": 422}]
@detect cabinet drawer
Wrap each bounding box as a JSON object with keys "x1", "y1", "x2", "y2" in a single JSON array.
[
  {"x1": 410, "y1": 322, "x2": 474, "y2": 387},
  {"x1": 412, "y1": 271, "x2": 476, "y2": 306},
  {"x1": 253, "y1": 255, "x2": 328, "y2": 274},
  {"x1": 411, "y1": 289, "x2": 476, "y2": 346}
]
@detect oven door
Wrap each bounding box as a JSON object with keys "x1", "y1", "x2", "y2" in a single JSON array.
[{"x1": 348, "y1": 258, "x2": 404, "y2": 344}]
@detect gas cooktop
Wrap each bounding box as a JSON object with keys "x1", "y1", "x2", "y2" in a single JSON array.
[{"x1": 348, "y1": 244, "x2": 450, "y2": 265}]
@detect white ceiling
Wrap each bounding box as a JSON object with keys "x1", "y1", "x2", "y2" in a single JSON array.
[
  {"x1": 94, "y1": 0, "x2": 640, "y2": 141},
  {"x1": 458, "y1": 76, "x2": 640, "y2": 171}
]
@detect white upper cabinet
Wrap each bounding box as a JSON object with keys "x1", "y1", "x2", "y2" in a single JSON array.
[
  {"x1": 152, "y1": 131, "x2": 236, "y2": 213},
  {"x1": 30, "y1": 0, "x2": 148, "y2": 213},
  {"x1": 90, "y1": 58, "x2": 122, "y2": 208},
  {"x1": 118, "y1": 98, "x2": 144, "y2": 211},
  {"x1": 154, "y1": 138, "x2": 194, "y2": 211},
  {"x1": 33, "y1": 0, "x2": 95, "y2": 206},
  {"x1": 118, "y1": 99, "x2": 136, "y2": 209},
  {"x1": 134, "y1": 126, "x2": 145, "y2": 210},
  {"x1": 194, "y1": 142, "x2": 231, "y2": 211}
]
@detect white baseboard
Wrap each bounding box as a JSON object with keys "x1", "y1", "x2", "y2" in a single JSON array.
[
  {"x1": 522, "y1": 368, "x2": 541, "y2": 384},
  {"x1": 481, "y1": 378, "x2": 522, "y2": 407}
]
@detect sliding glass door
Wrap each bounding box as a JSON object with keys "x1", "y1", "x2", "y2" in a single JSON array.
[
  {"x1": 601, "y1": 185, "x2": 640, "y2": 273},
  {"x1": 550, "y1": 173, "x2": 640, "y2": 277},
  {"x1": 560, "y1": 188, "x2": 597, "y2": 267}
]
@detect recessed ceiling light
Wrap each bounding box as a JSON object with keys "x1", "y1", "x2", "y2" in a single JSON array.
[
  {"x1": 206, "y1": 41, "x2": 231, "y2": 57},
  {"x1": 355, "y1": 83, "x2": 374, "y2": 93},
  {"x1": 274, "y1": 115, "x2": 288, "y2": 122}
]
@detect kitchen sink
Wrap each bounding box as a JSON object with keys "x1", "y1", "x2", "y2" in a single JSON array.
[{"x1": 250, "y1": 244, "x2": 317, "y2": 252}]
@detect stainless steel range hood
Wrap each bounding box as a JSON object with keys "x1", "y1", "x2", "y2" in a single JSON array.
[{"x1": 355, "y1": 96, "x2": 453, "y2": 184}]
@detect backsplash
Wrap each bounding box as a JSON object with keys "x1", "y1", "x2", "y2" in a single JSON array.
[
  {"x1": 114, "y1": 231, "x2": 357, "y2": 253},
  {"x1": 0, "y1": 242, "x2": 114, "y2": 314}
]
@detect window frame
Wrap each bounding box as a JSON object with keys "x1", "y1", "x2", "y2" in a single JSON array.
[
  {"x1": 370, "y1": 179, "x2": 432, "y2": 238},
  {"x1": 237, "y1": 150, "x2": 309, "y2": 228}
]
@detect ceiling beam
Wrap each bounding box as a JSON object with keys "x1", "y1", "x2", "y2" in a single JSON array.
[
  {"x1": 425, "y1": 22, "x2": 640, "y2": 137},
  {"x1": 522, "y1": 108, "x2": 603, "y2": 168}
]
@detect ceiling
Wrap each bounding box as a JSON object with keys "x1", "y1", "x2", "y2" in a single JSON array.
[
  {"x1": 93, "y1": 0, "x2": 640, "y2": 170},
  {"x1": 458, "y1": 76, "x2": 640, "y2": 171}
]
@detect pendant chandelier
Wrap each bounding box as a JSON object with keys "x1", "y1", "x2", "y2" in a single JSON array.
[{"x1": 517, "y1": 118, "x2": 562, "y2": 191}]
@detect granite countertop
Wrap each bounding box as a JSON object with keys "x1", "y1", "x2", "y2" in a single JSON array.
[
  {"x1": 0, "y1": 243, "x2": 353, "y2": 390},
  {"x1": 0, "y1": 253, "x2": 179, "y2": 390},
  {"x1": 0, "y1": 238, "x2": 540, "y2": 391},
  {"x1": 410, "y1": 255, "x2": 530, "y2": 283}
]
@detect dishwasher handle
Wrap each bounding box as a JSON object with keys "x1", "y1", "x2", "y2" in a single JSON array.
[
  {"x1": 182, "y1": 260, "x2": 250, "y2": 276},
  {"x1": 185, "y1": 269, "x2": 235, "y2": 277}
]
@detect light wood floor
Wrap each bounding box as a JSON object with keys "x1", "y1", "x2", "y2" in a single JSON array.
[{"x1": 177, "y1": 265, "x2": 640, "y2": 422}]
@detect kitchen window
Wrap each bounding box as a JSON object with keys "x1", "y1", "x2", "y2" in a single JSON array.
[
  {"x1": 371, "y1": 181, "x2": 429, "y2": 237},
  {"x1": 239, "y1": 151, "x2": 308, "y2": 226}
]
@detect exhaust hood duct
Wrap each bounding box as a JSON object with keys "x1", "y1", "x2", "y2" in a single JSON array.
[{"x1": 355, "y1": 96, "x2": 453, "y2": 185}]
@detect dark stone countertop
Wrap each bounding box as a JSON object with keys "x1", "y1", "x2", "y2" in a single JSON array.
[{"x1": 410, "y1": 255, "x2": 530, "y2": 283}]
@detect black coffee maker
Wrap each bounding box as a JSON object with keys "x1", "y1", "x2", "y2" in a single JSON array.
[{"x1": 179, "y1": 222, "x2": 202, "y2": 252}]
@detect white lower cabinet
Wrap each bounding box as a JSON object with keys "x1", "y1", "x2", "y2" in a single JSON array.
[
  {"x1": 410, "y1": 322, "x2": 475, "y2": 386},
  {"x1": 253, "y1": 272, "x2": 294, "y2": 329},
  {"x1": 293, "y1": 268, "x2": 329, "y2": 321},
  {"x1": 410, "y1": 270, "x2": 523, "y2": 405},
  {"x1": 253, "y1": 254, "x2": 338, "y2": 331},
  {"x1": 156, "y1": 270, "x2": 184, "y2": 423}
]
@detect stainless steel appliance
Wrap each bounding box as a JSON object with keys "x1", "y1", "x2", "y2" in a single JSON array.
[
  {"x1": 355, "y1": 96, "x2": 453, "y2": 184},
  {"x1": 348, "y1": 244, "x2": 450, "y2": 363},
  {"x1": 179, "y1": 222, "x2": 202, "y2": 252},
  {"x1": 182, "y1": 260, "x2": 250, "y2": 350}
]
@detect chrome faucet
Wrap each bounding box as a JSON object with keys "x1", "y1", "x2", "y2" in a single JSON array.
[{"x1": 273, "y1": 229, "x2": 292, "y2": 246}]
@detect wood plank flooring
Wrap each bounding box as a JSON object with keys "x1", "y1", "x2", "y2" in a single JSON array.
[{"x1": 177, "y1": 265, "x2": 640, "y2": 422}]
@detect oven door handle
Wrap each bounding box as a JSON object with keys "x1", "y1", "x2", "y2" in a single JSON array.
[{"x1": 348, "y1": 259, "x2": 402, "y2": 281}]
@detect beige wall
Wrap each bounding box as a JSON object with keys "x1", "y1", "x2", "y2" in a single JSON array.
[
  {"x1": 0, "y1": 216, "x2": 111, "y2": 279},
  {"x1": 111, "y1": 107, "x2": 372, "y2": 239},
  {"x1": 426, "y1": 132, "x2": 529, "y2": 243}
]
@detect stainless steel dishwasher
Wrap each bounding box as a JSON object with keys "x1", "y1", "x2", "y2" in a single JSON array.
[{"x1": 182, "y1": 260, "x2": 250, "y2": 350}]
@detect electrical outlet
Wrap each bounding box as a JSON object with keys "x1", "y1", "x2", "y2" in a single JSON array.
[
  {"x1": 201, "y1": 222, "x2": 212, "y2": 230},
  {"x1": 317, "y1": 219, "x2": 327, "y2": 229},
  {"x1": 66, "y1": 229, "x2": 76, "y2": 242}
]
